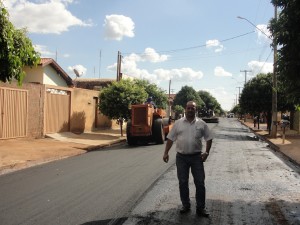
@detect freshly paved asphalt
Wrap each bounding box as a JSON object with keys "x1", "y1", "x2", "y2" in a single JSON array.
[{"x1": 1, "y1": 117, "x2": 299, "y2": 175}]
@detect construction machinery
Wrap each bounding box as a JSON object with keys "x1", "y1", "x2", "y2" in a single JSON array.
[{"x1": 126, "y1": 104, "x2": 173, "y2": 145}]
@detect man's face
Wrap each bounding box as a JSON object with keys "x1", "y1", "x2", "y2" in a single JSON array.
[{"x1": 186, "y1": 103, "x2": 196, "y2": 118}]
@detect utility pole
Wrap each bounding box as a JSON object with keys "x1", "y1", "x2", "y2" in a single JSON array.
[
  {"x1": 240, "y1": 70, "x2": 252, "y2": 85},
  {"x1": 271, "y1": 4, "x2": 278, "y2": 138},
  {"x1": 116, "y1": 51, "x2": 122, "y2": 81},
  {"x1": 99, "y1": 50, "x2": 101, "y2": 79},
  {"x1": 236, "y1": 87, "x2": 242, "y2": 103},
  {"x1": 168, "y1": 80, "x2": 171, "y2": 117}
]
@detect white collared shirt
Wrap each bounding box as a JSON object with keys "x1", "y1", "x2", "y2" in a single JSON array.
[{"x1": 167, "y1": 117, "x2": 213, "y2": 154}]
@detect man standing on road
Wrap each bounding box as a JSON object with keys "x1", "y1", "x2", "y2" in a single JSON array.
[{"x1": 163, "y1": 101, "x2": 213, "y2": 217}]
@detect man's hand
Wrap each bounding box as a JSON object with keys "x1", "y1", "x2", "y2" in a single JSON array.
[
  {"x1": 201, "y1": 152, "x2": 209, "y2": 162},
  {"x1": 163, "y1": 153, "x2": 169, "y2": 163}
]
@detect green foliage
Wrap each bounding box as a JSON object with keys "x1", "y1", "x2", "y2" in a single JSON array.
[
  {"x1": 173, "y1": 105, "x2": 185, "y2": 119},
  {"x1": 198, "y1": 90, "x2": 223, "y2": 115},
  {"x1": 269, "y1": 0, "x2": 300, "y2": 104},
  {"x1": 231, "y1": 104, "x2": 241, "y2": 115},
  {"x1": 240, "y1": 73, "x2": 273, "y2": 115},
  {"x1": 239, "y1": 73, "x2": 293, "y2": 115},
  {"x1": 98, "y1": 79, "x2": 147, "y2": 121},
  {"x1": 173, "y1": 85, "x2": 205, "y2": 109},
  {"x1": 133, "y1": 79, "x2": 168, "y2": 109},
  {"x1": 0, "y1": 3, "x2": 40, "y2": 85}
]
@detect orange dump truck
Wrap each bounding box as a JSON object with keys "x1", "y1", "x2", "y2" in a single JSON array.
[{"x1": 126, "y1": 104, "x2": 173, "y2": 145}]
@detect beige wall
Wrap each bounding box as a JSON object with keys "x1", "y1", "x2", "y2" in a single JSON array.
[
  {"x1": 23, "y1": 66, "x2": 44, "y2": 84},
  {"x1": 70, "y1": 88, "x2": 112, "y2": 133},
  {"x1": 0, "y1": 82, "x2": 45, "y2": 138},
  {"x1": 43, "y1": 66, "x2": 68, "y2": 87},
  {"x1": 23, "y1": 65, "x2": 68, "y2": 87},
  {"x1": 0, "y1": 82, "x2": 114, "y2": 138}
]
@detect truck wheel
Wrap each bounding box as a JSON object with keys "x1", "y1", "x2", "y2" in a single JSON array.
[
  {"x1": 126, "y1": 120, "x2": 137, "y2": 145},
  {"x1": 153, "y1": 118, "x2": 164, "y2": 144}
]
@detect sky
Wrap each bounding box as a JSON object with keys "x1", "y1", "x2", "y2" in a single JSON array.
[{"x1": 4, "y1": 0, "x2": 275, "y2": 111}]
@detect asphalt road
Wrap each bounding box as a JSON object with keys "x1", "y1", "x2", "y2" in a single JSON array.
[
  {"x1": 1, "y1": 118, "x2": 299, "y2": 225},
  {"x1": 123, "y1": 118, "x2": 300, "y2": 225},
  {"x1": 0, "y1": 140, "x2": 175, "y2": 225}
]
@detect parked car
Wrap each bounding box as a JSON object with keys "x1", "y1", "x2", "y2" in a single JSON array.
[{"x1": 227, "y1": 113, "x2": 234, "y2": 118}]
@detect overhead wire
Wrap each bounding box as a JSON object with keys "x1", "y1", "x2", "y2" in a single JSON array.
[{"x1": 122, "y1": 31, "x2": 255, "y2": 56}]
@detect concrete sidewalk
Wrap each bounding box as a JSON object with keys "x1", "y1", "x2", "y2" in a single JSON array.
[
  {"x1": 0, "y1": 129, "x2": 126, "y2": 175},
  {"x1": 0, "y1": 120, "x2": 299, "y2": 175},
  {"x1": 240, "y1": 120, "x2": 300, "y2": 166}
]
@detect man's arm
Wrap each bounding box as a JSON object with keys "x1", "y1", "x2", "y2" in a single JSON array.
[
  {"x1": 201, "y1": 139, "x2": 212, "y2": 162},
  {"x1": 163, "y1": 139, "x2": 173, "y2": 163}
]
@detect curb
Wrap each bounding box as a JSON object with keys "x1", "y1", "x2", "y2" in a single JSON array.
[
  {"x1": 240, "y1": 121, "x2": 299, "y2": 168},
  {"x1": 0, "y1": 139, "x2": 127, "y2": 176},
  {"x1": 85, "y1": 139, "x2": 127, "y2": 151}
]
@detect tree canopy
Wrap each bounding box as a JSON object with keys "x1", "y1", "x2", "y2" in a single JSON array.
[
  {"x1": 173, "y1": 86, "x2": 205, "y2": 110},
  {"x1": 239, "y1": 73, "x2": 293, "y2": 115},
  {"x1": 269, "y1": 0, "x2": 300, "y2": 104},
  {"x1": 133, "y1": 79, "x2": 168, "y2": 109},
  {"x1": 99, "y1": 79, "x2": 147, "y2": 121},
  {"x1": 0, "y1": 2, "x2": 40, "y2": 85},
  {"x1": 198, "y1": 90, "x2": 223, "y2": 116}
]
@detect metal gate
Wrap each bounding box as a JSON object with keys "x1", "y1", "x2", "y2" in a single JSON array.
[
  {"x1": 0, "y1": 87, "x2": 28, "y2": 139},
  {"x1": 45, "y1": 88, "x2": 71, "y2": 133}
]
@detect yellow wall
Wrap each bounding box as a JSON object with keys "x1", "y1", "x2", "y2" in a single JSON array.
[
  {"x1": 23, "y1": 66, "x2": 44, "y2": 84},
  {"x1": 70, "y1": 88, "x2": 112, "y2": 133}
]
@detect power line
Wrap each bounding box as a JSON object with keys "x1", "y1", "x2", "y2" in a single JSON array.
[{"x1": 122, "y1": 31, "x2": 255, "y2": 56}]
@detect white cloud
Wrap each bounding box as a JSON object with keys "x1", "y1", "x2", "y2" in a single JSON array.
[
  {"x1": 34, "y1": 44, "x2": 70, "y2": 58},
  {"x1": 5, "y1": 0, "x2": 91, "y2": 34},
  {"x1": 141, "y1": 48, "x2": 169, "y2": 63},
  {"x1": 214, "y1": 66, "x2": 232, "y2": 77},
  {"x1": 68, "y1": 65, "x2": 87, "y2": 77},
  {"x1": 34, "y1": 45, "x2": 55, "y2": 57},
  {"x1": 103, "y1": 14, "x2": 135, "y2": 41},
  {"x1": 203, "y1": 87, "x2": 233, "y2": 111},
  {"x1": 248, "y1": 60, "x2": 273, "y2": 75},
  {"x1": 256, "y1": 24, "x2": 272, "y2": 43},
  {"x1": 154, "y1": 68, "x2": 203, "y2": 82},
  {"x1": 107, "y1": 48, "x2": 203, "y2": 83},
  {"x1": 206, "y1": 39, "x2": 224, "y2": 53}
]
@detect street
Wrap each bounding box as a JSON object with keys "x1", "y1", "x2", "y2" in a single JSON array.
[
  {"x1": 0, "y1": 118, "x2": 299, "y2": 225},
  {"x1": 123, "y1": 118, "x2": 300, "y2": 225},
  {"x1": 0, "y1": 141, "x2": 175, "y2": 225}
]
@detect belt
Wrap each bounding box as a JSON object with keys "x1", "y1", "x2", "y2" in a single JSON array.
[{"x1": 177, "y1": 152, "x2": 201, "y2": 156}]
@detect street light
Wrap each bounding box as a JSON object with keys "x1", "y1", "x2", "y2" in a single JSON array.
[
  {"x1": 237, "y1": 16, "x2": 272, "y2": 40},
  {"x1": 237, "y1": 10, "x2": 278, "y2": 138}
]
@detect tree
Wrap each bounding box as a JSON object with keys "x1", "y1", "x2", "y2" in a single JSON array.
[
  {"x1": 99, "y1": 79, "x2": 147, "y2": 136},
  {"x1": 133, "y1": 79, "x2": 168, "y2": 109},
  {"x1": 173, "y1": 86, "x2": 205, "y2": 111},
  {"x1": 269, "y1": 0, "x2": 300, "y2": 105},
  {"x1": 173, "y1": 105, "x2": 185, "y2": 119},
  {"x1": 239, "y1": 73, "x2": 293, "y2": 131},
  {"x1": 198, "y1": 90, "x2": 223, "y2": 116},
  {"x1": 0, "y1": 2, "x2": 40, "y2": 85},
  {"x1": 231, "y1": 104, "x2": 242, "y2": 118}
]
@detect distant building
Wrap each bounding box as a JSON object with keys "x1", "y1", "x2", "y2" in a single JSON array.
[
  {"x1": 74, "y1": 78, "x2": 115, "y2": 90},
  {"x1": 23, "y1": 58, "x2": 73, "y2": 87}
]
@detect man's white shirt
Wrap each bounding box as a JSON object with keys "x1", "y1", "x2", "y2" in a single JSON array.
[{"x1": 167, "y1": 117, "x2": 213, "y2": 154}]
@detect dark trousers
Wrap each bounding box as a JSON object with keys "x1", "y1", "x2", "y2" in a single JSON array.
[{"x1": 176, "y1": 152, "x2": 206, "y2": 209}]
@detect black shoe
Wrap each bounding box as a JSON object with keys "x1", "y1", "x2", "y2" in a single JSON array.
[
  {"x1": 179, "y1": 206, "x2": 191, "y2": 214},
  {"x1": 196, "y1": 208, "x2": 210, "y2": 217}
]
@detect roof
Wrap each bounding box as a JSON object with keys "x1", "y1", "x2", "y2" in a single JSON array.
[
  {"x1": 75, "y1": 78, "x2": 115, "y2": 90},
  {"x1": 39, "y1": 58, "x2": 73, "y2": 86}
]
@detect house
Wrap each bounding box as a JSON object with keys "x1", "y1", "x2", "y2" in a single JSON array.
[
  {"x1": 0, "y1": 58, "x2": 114, "y2": 139},
  {"x1": 23, "y1": 58, "x2": 73, "y2": 87}
]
